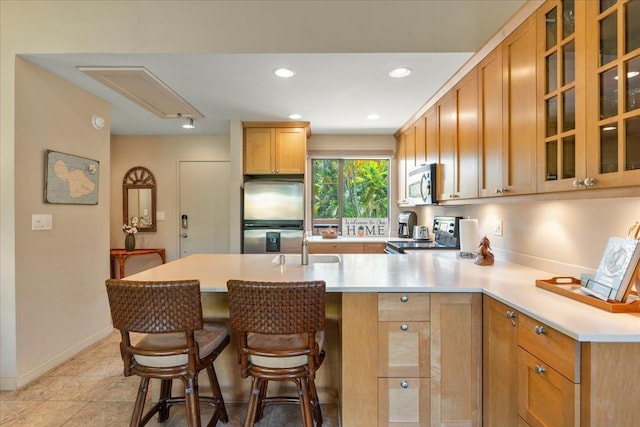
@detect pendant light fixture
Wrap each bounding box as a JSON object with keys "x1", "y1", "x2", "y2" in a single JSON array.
[
  {"x1": 177, "y1": 113, "x2": 195, "y2": 129},
  {"x1": 182, "y1": 117, "x2": 195, "y2": 129}
]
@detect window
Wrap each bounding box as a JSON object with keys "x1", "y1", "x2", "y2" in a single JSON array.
[{"x1": 311, "y1": 158, "x2": 389, "y2": 236}]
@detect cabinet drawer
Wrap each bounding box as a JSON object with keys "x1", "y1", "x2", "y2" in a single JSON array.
[
  {"x1": 517, "y1": 313, "x2": 580, "y2": 382},
  {"x1": 363, "y1": 242, "x2": 387, "y2": 253},
  {"x1": 378, "y1": 293, "x2": 430, "y2": 321},
  {"x1": 378, "y1": 321, "x2": 430, "y2": 377},
  {"x1": 517, "y1": 348, "x2": 579, "y2": 427},
  {"x1": 308, "y1": 242, "x2": 363, "y2": 253},
  {"x1": 378, "y1": 377, "x2": 430, "y2": 427}
]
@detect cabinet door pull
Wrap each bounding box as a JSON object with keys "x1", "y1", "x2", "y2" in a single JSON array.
[
  {"x1": 506, "y1": 310, "x2": 516, "y2": 319},
  {"x1": 401, "y1": 380, "x2": 409, "y2": 388},
  {"x1": 534, "y1": 365, "x2": 546, "y2": 374},
  {"x1": 401, "y1": 324, "x2": 409, "y2": 331},
  {"x1": 400, "y1": 295, "x2": 408, "y2": 302},
  {"x1": 534, "y1": 325, "x2": 547, "y2": 335}
]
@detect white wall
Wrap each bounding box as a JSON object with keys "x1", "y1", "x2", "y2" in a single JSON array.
[
  {"x1": 415, "y1": 197, "x2": 640, "y2": 278},
  {"x1": 110, "y1": 134, "x2": 234, "y2": 276},
  {"x1": 10, "y1": 58, "x2": 112, "y2": 388}
]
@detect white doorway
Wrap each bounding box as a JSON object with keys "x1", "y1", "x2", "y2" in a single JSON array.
[{"x1": 178, "y1": 160, "x2": 230, "y2": 257}]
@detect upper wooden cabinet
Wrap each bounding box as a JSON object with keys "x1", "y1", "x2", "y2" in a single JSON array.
[
  {"x1": 396, "y1": 131, "x2": 407, "y2": 204},
  {"x1": 478, "y1": 45, "x2": 506, "y2": 197},
  {"x1": 480, "y1": 15, "x2": 537, "y2": 198},
  {"x1": 396, "y1": 124, "x2": 418, "y2": 205},
  {"x1": 424, "y1": 107, "x2": 439, "y2": 165},
  {"x1": 537, "y1": 0, "x2": 587, "y2": 192},
  {"x1": 503, "y1": 15, "x2": 538, "y2": 196},
  {"x1": 243, "y1": 122, "x2": 309, "y2": 175},
  {"x1": 395, "y1": 0, "x2": 640, "y2": 204},
  {"x1": 584, "y1": 0, "x2": 640, "y2": 189},
  {"x1": 439, "y1": 70, "x2": 479, "y2": 201},
  {"x1": 539, "y1": 0, "x2": 640, "y2": 192}
]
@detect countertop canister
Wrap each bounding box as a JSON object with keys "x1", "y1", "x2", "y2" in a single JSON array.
[{"x1": 459, "y1": 219, "x2": 478, "y2": 256}]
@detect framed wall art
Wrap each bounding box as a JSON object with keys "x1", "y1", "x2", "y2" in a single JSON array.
[{"x1": 44, "y1": 150, "x2": 99, "y2": 205}]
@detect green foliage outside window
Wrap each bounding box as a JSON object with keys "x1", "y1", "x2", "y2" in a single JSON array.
[{"x1": 312, "y1": 159, "x2": 389, "y2": 222}]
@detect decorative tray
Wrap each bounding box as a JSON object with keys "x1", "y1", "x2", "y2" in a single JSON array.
[{"x1": 535, "y1": 277, "x2": 640, "y2": 313}]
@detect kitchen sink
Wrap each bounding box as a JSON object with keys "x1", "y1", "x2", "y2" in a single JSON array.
[{"x1": 272, "y1": 254, "x2": 341, "y2": 264}]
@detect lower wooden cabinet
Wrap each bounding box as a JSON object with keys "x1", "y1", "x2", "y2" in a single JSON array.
[
  {"x1": 378, "y1": 377, "x2": 430, "y2": 427},
  {"x1": 430, "y1": 293, "x2": 482, "y2": 427},
  {"x1": 377, "y1": 293, "x2": 481, "y2": 427},
  {"x1": 483, "y1": 295, "x2": 519, "y2": 426},
  {"x1": 517, "y1": 348, "x2": 579, "y2": 427},
  {"x1": 484, "y1": 296, "x2": 580, "y2": 427},
  {"x1": 308, "y1": 241, "x2": 386, "y2": 254}
]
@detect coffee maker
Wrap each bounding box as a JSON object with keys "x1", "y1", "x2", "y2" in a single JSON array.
[{"x1": 398, "y1": 211, "x2": 418, "y2": 238}]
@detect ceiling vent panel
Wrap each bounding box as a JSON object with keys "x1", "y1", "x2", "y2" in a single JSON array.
[{"x1": 77, "y1": 66, "x2": 204, "y2": 119}]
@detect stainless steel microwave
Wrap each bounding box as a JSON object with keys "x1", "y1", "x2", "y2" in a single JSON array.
[{"x1": 407, "y1": 163, "x2": 438, "y2": 205}]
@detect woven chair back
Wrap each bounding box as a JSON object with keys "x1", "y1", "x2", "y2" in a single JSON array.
[
  {"x1": 105, "y1": 279, "x2": 203, "y2": 333},
  {"x1": 226, "y1": 280, "x2": 326, "y2": 334}
]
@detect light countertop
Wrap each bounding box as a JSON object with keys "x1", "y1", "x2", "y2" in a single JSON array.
[{"x1": 126, "y1": 252, "x2": 640, "y2": 342}]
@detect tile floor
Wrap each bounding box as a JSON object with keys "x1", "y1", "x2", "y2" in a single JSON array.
[{"x1": 0, "y1": 331, "x2": 339, "y2": 426}]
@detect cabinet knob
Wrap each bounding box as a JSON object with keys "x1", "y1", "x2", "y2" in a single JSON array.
[
  {"x1": 401, "y1": 380, "x2": 409, "y2": 389},
  {"x1": 401, "y1": 324, "x2": 409, "y2": 331},
  {"x1": 584, "y1": 177, "x2": 596, "y2": 186},
  {"x1": 534, "y1": 365, "x2": 546, "y2": 374},
  {"x1": 572, "y1": 179, "x2": 584, "y2": 188},
  {"x1": 534, "y1": 325, "x2": 547, "y2": 335},
  {"x1": 506, "y1": 310, "x2": 516, "y2": 319},
  {"x1": 400, "y1": 295, "x2": 408, "y2": 302}
]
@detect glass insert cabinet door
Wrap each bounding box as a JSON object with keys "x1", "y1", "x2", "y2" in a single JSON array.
[
  {"x1": 587, "y1": 0, "x2": 640, "y2": 183},
  {"x1": 539, "y1": 0, "x2": 584, "y2": 189}
]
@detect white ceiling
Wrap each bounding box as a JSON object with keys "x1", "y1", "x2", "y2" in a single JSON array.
[{"x1": 23, "y1": 1, "x2": 526, "y2": 136}]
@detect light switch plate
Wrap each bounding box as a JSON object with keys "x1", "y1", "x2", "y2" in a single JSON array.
[
  {"x1": 156, "y1": 211, "x2": 165, "y2": 221},
  {"x1": 32, "y1": 214, "x2": 53, "y2": 230}
]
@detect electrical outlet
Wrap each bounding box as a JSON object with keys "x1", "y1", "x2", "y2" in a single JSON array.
[{"x1": 493, "y1": 220, "x2": 503, "y2": 236}]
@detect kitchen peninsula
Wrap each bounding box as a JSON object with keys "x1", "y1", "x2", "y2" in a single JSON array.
[{"x1": 126, "y1": 252, "x2": 640, "y2": 426}]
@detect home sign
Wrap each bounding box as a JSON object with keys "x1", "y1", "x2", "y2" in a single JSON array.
[{"x1": 342, "y1": 218, "x2": 388, "y2": 237}]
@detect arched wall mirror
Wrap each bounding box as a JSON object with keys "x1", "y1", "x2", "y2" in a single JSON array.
[{"x1": 123, "y1": 166, "x2": 157, "y2": 232}]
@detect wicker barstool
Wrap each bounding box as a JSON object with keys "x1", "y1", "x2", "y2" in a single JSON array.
[
  {"x1": 105, "y1": 279, "x2": 229, "y2": 427},
  {"x1": 226, "y1": 280, "x2": 326, "y2": 427}
]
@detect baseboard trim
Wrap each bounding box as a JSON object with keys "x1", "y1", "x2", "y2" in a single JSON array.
[
  {"x1": 13, "y1": 325, "x2": 114, "y2": 390},
  {"x1": 0, "y1": 377, "x2": 17, "y2": 391}
]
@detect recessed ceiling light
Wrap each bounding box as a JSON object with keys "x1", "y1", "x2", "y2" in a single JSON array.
[
  {"x1": 367, "y1": 113, "x2": 381, "y2": 120},
  {"x1": 288, "y1": 113, "x2": 302, "y2": 119},
  {"x1": 389, "y1": 67, "x2": 412, "y2": 78},
  {"x1": 274, "y1": 68, "x2": 295, "y2": 78}
]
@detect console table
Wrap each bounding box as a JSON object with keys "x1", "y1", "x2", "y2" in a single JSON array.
[{"x1": 109, "y1": 248, "x2": 166, "y2": 279}]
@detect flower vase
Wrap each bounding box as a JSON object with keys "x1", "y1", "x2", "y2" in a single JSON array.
[{"x1": 125, "y1": 234, "x2": 136, "y2": 252}]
